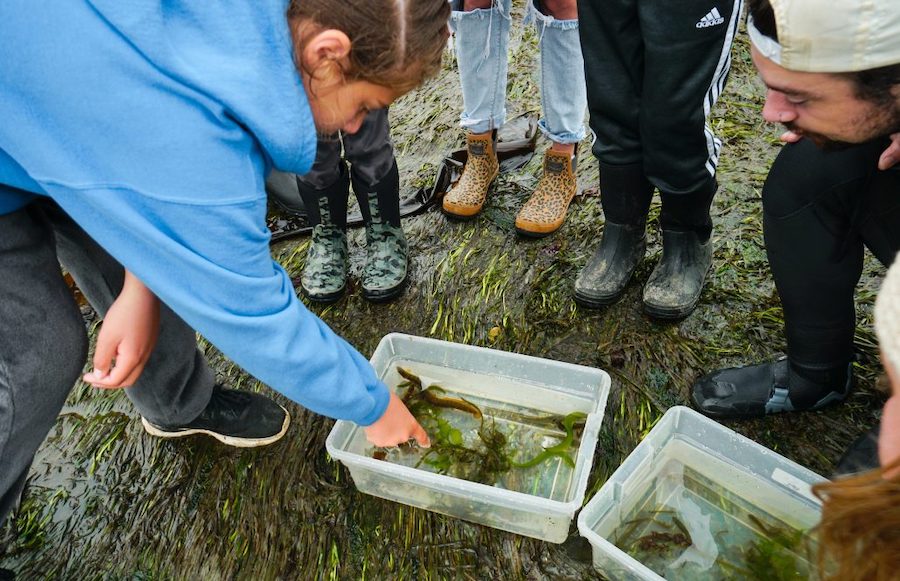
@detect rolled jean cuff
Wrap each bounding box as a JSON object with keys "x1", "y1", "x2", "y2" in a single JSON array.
[
  {"x1": 537, "y1": 119, "x2": 586, "y2": 144},
  {"x1": 460, "y1": 113, "x2": 506, "y2": 134}
]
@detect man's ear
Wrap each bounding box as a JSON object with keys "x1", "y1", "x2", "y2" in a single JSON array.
[{"x1": 301, "y1": 29, "x2": 352, "y2": 79}]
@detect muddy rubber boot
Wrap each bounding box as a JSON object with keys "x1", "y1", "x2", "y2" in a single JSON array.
[
  {"x1": 299, "y1": 165, "x2": 350, "y2": 303},
  {"x1": 574, "y1": 162, "x2": 653, "y2": 308},
  {"x1": 442, "y1": 130, "x2": 499, "y2": 219},
  {"x1": 353, "y1": 161, "x2": 408, "y2": 302},
  {"x1": 515, "y1": 147, "x2": 578, "y2": 237},
  {"x1": 642, "y1": 229, "x2": 712, "y2": 319},
  {"x1": 574, "y1": 221, "x2": 647, "y2": 308},
  {"x1": 691, "y1": 357, "x2": 853, "y2": 419}
]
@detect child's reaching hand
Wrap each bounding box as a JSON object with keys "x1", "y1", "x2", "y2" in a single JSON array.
[
  {"x1": 364, "y1": 391, "x2": 431, "y2": 448},
  {"x1": 83, "y1": 270, "x2": 160, "y2": 389}
]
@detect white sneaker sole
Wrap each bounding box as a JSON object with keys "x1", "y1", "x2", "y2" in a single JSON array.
[{"x1": 141, "y1": 406, "x2": 290, "y2": 448}]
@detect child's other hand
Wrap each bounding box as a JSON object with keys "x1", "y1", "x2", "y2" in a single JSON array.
[
  {"x1": 364, "y1": 391, "x2": 431, "y2": 448},
  {"x1": 83, "y1": 271, "x2": 160, "y2": 389}
]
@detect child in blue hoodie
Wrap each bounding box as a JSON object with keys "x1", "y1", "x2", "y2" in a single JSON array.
[{"x1": 0, "y1": 0, "x2": 450, "y2": 524}]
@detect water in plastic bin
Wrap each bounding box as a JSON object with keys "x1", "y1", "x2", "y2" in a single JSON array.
[
  {"x1": 343, "y1": 361, "x2": 593, "y2": 502},
  {"x1": 608, "y1": 441, "x2": 819, "y2": 580}
]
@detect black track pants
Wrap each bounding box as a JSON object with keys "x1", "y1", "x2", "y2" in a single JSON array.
[
  {"x1": 577, "y1": 0, "x2": 741, "y2": 198},
  {"x1": 764, "y1": 138, "x2": 900, "y2": 369}
]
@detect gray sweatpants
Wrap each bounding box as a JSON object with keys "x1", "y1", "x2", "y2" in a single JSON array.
[
  {"x1": 268, "y1": 108, "x2": 396, "y2": 215},
  {"x1": 0, "y1": 200, "x2": 214, "y2": 524},
  {"x1": 297, "y1": 107, "x2": 395, "y2": 191}
]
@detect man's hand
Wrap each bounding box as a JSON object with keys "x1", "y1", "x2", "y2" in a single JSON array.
[
  {"x1": 879, "y1": 132, "x2": 900, "y2": 171},
  {"x1": 364, "y1": 391, "x2": 431, "y2": 448},
  {"x1": 83, "y1": 271, "x2": 160, "y2": 389},
  {"x1": 779, "y1": 130, "x2": 803, "y2": 143}
]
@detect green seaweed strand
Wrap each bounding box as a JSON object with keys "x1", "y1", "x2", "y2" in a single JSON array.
[{"x1": 511, "y1": 412, "x2": 587, "y2": 469}]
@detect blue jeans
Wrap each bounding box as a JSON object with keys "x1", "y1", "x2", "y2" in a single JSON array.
[{"x1": 450, "y1": 0, "x2": 587, "y2": 144}]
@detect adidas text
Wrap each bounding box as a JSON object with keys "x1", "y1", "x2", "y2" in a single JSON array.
[{"x1": 696, "y1": 7, "x2": 725, "y2": 28}]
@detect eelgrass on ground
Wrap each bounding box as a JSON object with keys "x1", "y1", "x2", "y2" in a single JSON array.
[{"x1": 0, "y1": 4, "x2": 886, "y2": 579}]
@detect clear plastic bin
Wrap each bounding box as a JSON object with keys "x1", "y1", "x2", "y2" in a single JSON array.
[
  {"x1": 325, "y1": 333, "x2": 611, "y2": 543},
  {"x1": 577, "y1": 406, "x2": 826, "y2": 580}
]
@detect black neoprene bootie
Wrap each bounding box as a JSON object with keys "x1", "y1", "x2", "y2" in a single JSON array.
[
  {"x1": 833, "y1": 424, "x2": 880, "y2": 477},
  {"x1": 574, "y1": 221, "x2": 647, "y2": 308},
  {"x1": 642, "y1": 229, "x2": 712, "y2": 319},
  {"x1": 691, "y1": 357, "x2": 853, "y2": 419}
]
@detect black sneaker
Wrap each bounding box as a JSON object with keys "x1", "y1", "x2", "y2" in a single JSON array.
[
  {"x1": 0, "y1": 568, "x2": 14, "y2": 581},
  {"x1": 141, "y1": 385, "x2": 290, "y2": 448},
  {"x1": 691, "y1": 357, "x2": 853, "y2": 420}
]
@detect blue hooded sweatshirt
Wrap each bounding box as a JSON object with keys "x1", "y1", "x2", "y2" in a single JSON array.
[{"x1": 0, "y1": 0, "x2": 391, "y2": 425}]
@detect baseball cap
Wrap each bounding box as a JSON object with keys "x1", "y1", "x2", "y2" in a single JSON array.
[{"x1": 747, "y1": 0, "x2": 900, "y2": 73}]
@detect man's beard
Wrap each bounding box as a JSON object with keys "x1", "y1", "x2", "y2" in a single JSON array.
[{"x1": 784, "y1": 104, "x2": 900, "y2": 151}]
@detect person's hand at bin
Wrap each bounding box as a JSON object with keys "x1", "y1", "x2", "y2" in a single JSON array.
[{"x1": 365, "y1": 391, "x2": 431, "y2": 448}]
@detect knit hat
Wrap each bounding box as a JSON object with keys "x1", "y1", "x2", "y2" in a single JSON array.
[
  {"x1": 747, "y1": 0, "x2": 900, "y2": 73},
  {"x1": 876, "y1": 256, "x2": 900, "y2": 376}
]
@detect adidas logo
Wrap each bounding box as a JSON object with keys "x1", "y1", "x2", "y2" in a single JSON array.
[{"x1": 696, "y1": 7, "x2": 725, "y2": 28}]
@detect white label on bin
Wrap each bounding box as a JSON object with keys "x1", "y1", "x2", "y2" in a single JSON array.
[{"x1": 772, "y1": 468, "x2": 819, "y2": 504}]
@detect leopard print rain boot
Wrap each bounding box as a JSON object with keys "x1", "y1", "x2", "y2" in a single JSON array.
[
  {"x1": 442, "y1": 130, "x2": 499, "y2": 219},
  {"x1": 514, "y1": 147, "x2": 577, "y2": 237}
]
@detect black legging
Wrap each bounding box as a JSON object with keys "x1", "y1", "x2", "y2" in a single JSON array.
[{"x1": 764, "y1": 137, "x2": 900, "y2": 371}]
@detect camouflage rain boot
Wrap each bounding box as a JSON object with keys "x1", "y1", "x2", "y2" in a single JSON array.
[
  {"x1": 299, "y1": 166, "x2": 350, "y2": 303},
  {"x1": 442, "y1": 130, "x2": 499, "y2": 219},
  {"x1": 354, "y1": 161, "x2": 408, "y2": 302},
  {"x1": 515, "y1": 146, "x2": 578, "y2": 237}
]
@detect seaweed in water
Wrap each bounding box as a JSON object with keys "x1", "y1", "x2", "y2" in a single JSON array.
[
  {"x1": 615, "y1": 510, "x2": 694, "y2": 559},
  {"x1": 717, "y1": 514, "x2": 810, "y2": 581},
  {"x1": 374, "y1": 366, "x2": 586, "y2": 486}
]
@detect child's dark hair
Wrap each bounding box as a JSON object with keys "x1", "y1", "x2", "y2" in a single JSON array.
[{"x1": 288, "y1": 0, "x2": 451, "y2": 93}]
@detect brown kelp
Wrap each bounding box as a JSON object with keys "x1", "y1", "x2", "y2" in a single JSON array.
[{"x1": 376, "y1": 366, "x2": 585, "y2": 486}]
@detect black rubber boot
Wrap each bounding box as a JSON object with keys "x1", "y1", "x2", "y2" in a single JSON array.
[
  {"x1": 691, "y1": 357, "x2": 854, "y2": 419},
  {"x1": 574, "y1": 162, "x2": 653, "y2": 308},
  {"x1": 574, "y1": 221, "x2": 647, "y2": 307},
  {"x1": 642, "y1": 229, "x2": 712, "y2": 319}
]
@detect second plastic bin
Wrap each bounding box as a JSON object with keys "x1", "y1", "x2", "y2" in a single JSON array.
[
  {"x1": 326, "y1": 333, "x2": 611, "y2": 543},
  {"x1": 577, "y1": 406, "x2": 826, "y2": 580}
]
